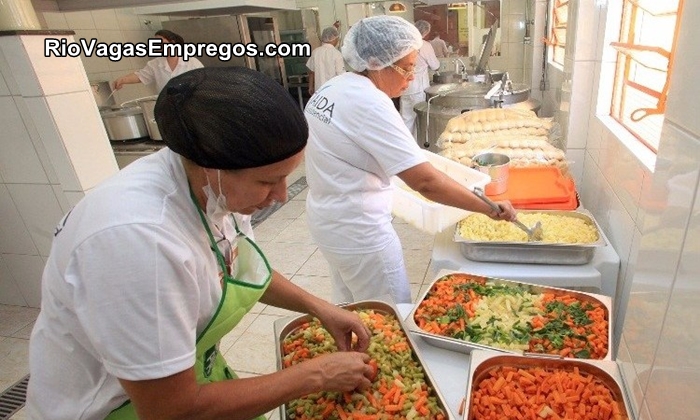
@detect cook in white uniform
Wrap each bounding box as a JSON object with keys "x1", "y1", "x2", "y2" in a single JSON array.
[
  {"x1": 27, "y1": 67, "x2": 374, "y2": 420},
  {"x1": 113, "y1": 30, "x2": 204, "y2": 94},
  {"x1": 400, "y1": 20, "x2": 440, "y2": 139},
  {"x1": 306, "y1": 26, "x2": 346, "y2": 95},
  {"x1": 304, "y1": 16, "x2": 517, "y2": 305},
  {"x1": 430, "y1": 33, "x2": 449, "y2": 58}
]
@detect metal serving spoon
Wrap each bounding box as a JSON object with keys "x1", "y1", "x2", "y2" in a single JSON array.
[{"x1": 472, "y1": 187, "x2": 544, "y2": 242}]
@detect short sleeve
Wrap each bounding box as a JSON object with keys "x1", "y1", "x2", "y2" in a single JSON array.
[{"x1": 70, "y1": 223, "x2": 202, "y2": 380}]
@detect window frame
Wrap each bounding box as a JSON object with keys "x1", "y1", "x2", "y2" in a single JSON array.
[{"x1": 609, "y1": 0, "x2": 684, "y2": 154}]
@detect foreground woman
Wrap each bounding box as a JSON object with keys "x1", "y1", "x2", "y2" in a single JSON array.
[{"x1": 28, "y1": 67, "x2": 373, "y2": 420}]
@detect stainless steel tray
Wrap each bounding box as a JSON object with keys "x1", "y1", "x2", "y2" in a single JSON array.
[
  {"x1": 463, "y1": 350, "x2": 634, "y2": 420},
  {"x1": 454, "y1": 209, "x2": 607, "y2": 265},
  {"x1": 273, "y1": 299, "x2": 455, "y2": 420},
  {"x1": 405, "y1": 270, "x2": 613, "y2": 360}
]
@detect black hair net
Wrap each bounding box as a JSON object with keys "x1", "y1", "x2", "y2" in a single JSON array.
[{"x1": 155, "y1": 67, "x2": 308, "y2": 170}]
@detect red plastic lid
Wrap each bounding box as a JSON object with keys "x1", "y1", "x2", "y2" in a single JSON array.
[{"x1": 488, "y1": 167, "x2": 576, "y2": 206}]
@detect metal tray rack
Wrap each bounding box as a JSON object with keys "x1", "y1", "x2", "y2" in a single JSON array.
[
  {"x1": 273, "y1": 299, "x2": 456, "y2": 420},
  {"x1": 405, "y1": 270, "x2": 614, "y2": 361},
  {"x1": 453, "y1": 209, "x2": 607, "y2": 265}
]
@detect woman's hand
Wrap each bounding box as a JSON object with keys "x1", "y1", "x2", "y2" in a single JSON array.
[
  {"x1": 303, "y1": 352, "x2": 373, "y2": 393},
  {"x1": 315, "y1": 304, "x2": 371, "y2": 352},
  {"x1": 488, "y1": 200, "x2": 517, "y2": 222}
]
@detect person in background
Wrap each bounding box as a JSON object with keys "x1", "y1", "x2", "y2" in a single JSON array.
[
  {"x1": 27, "y1": 67, "x2": 374, "y2": 420},
  {"x1": 306, "y1": 26, "x2": 345, "y2": 95},
  {"x1": 113, "y1": 29, "x2": 204, "y2": 94},
  {"x1": 304, "y1": 16, "x2": 516, "y2": 305},
  {"x1": 400, "y1": 20, "x2": 440, "y2": 139},
  {"x1": 430, "y1": 32, "x2": 449, "y2": 58}
]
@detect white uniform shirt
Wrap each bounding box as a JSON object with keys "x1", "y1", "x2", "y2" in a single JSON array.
[
  {"x1": 304, "y1": 73, "x2": 428, "y2": 253},
  {"x1": 403, "y1": 40, "x2": 440, "y2": 95},
  {"x1": 136, "y1": 56, "x2": 204, "y2": 92},
  {"x1": 306, "y1": 43, "x2": 346, "y2": 91},
  {"x1": 430, "y1": 37, "x2": 449, "y2": 58},
  {"x1": 27, "y1": 149, "x2": 228, "y2": 420}
]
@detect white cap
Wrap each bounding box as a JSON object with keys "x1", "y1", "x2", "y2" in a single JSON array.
[
  {"x1": 341, "y1": 15, "x2": 422, "y2": 72},
  {"x1": 321, "y1": 26, "x2": 339, "y2": 43}
]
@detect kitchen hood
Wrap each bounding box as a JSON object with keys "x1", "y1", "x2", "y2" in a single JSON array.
[
  {"x1": 133, "y1": 0, "x2": 298, "y2": 16},
  {"x1": 50, "y1": 0, "x2": 298, "y2": 15}
]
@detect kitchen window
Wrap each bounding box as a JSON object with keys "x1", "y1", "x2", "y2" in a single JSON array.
[
  {"x1": 610, "y1": 0, "x2": 683, "y2": 153},
  {"x1": 546, "y1": 0, "x2": 568, "y2": 67}
]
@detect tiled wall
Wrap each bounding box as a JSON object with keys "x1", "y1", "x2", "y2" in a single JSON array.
[
  {"x1": 40, "y1": 9, "x2": 171, "y2": 105},
  {"x1": 0, "y1": 33, "x2": 119, "y2": 307},
  {"x1": 565, "y1": 0, "x2": 700, "y2": 418}
]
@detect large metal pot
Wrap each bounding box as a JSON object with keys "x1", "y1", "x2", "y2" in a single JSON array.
[
  {"x1": 416, "y1": 82, "x2": 540, "y2": 151},
  {"x1": 135, "y1": 96, "x2": 162, "y2": 141},
  {"x1": 100, "y1": 106, "x2": 149, "y2": 141}
]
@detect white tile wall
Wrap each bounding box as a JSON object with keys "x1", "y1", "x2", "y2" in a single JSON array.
[
  {"x1": 21, "y1": 35, "x2": 91, "y2": 97},
  {"x1": 0, "y1": 97, "x2": 49, "y2": 184},
  {"x1": 0, "y1": 36, "x2": 41, "y2": 97},
  {"x1": 0, "y1": 185, "x2": 37, "y2": 256},
  {"x1": 0, "y1": 255, "x2": 28, "y2": 306},
  {"x1": 3, "y1": 254, "x2": 46, "y2": 308},
  {"x1": 6, "y1": 183, "x2": 65, "y2": 257},
  {"x1": 14, "y1": 96, "x2": 60, "y2": 184},
  {"x1": 45, "y1": 91, "x2": 118, "y2": 191}
]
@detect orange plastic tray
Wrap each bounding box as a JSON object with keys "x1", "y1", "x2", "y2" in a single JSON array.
[{"x1": 488, "y1": 167, "x2": 576, "y2": 206}]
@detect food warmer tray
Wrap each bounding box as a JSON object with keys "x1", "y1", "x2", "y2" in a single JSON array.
[
  {"x1": 273, "y1": 299, "x2": 456, "y2": 420},
  {"x1": 453, "y1": 209, "x2": 607, "y2": 265},
  {"x1": 463, "y1": 350, "x2": 635, "y2": 420},
  {"x1": 405, "y1": 270, "x2": 613, "y2": 360}
]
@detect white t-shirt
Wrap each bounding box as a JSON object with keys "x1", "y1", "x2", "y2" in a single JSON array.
[
  {"x1": 403, "y1": 40, "x2": 441, "y2": 95},
  {"x1": 304, "y1": 72, "x2": 427, "y2": 253},
  {"x1": 306, "y1": 43, "x2": 346, "y2": 91},
  {"x1": 430, "y1": 37, "x2": 449, "y2": 58},
  {"x1": 136, "y1": 56, "x2": 204, "y2": 92},
  {"x1": 27, "y1": 149, "x2": 229, "y2": 420}
]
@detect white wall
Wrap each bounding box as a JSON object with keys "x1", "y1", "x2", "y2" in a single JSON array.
[
  {"x1": 0, "y1": 32, "x2": 118, "y2": 307},
  {"x1": 562, "y1": 0, "x2": 700, "y2": 418}
]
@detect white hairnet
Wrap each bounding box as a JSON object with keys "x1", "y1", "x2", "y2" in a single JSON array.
[
  {"x1": 415, "y1": 20, "x2": 431, "y2": 37},
  {"x1": 321, "y1": 26, "x2": 339, "y2": 43},
  {"x1": 341, "y1": 16, "x2": 423, "y2": 72}
]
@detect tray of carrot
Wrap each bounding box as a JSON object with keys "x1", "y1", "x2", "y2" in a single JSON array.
[
  {"x1": 407, "y1": 270, "x2": 612, "y2": 360},
  {"x1": 274, "y1": 299, "x2": 453, "y2": 420},
  {"x1": 464, "y1": 350, "x2": 632, "y2": 420}
]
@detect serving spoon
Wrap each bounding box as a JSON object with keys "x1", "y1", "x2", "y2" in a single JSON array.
[{"x1": 472, "y1": 187, "x2": 544, "y2": 242}]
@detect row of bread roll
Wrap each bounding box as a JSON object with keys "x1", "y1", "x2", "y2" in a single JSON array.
[
  {"x1": 453, "y1": 108, "x2": 538, "y2": 123},
  {"x1": 439, "y1": 129, "x2": 550, "y2": 145},
  {"x1": 445, "y1": 117, "x2": 554, "y2": 134}
]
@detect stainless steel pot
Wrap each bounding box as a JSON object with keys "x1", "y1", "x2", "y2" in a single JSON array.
[
  {"x1": 136, "y1": 96, "x2": 162, "y2": 141},
  {"x1": 100, "y1": 106, "x2": 149, "y2": 141}
]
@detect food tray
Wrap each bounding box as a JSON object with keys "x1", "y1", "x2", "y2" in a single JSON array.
[
  {"x1": 391, "y1": 150, "x2": 490, "y2": 234},
  {"x1": 454, "y1": 209, "x2": 606, "y2": 265},
  {"x1": 274, "y1": 299, "x2": 454, "y2": 420},
  {"x1": 406, "y1": 270, "x2": 613, "y2": 360},
  {"x1": 463, "y1": 350, "x2": 633, "y2": 420}
]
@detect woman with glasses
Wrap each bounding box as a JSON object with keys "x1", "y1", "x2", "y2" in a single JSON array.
[
  {"x1": 304, "y1": 15, "x2": 517, "y2": 305},
  {"x1": 27, "y1": 67, "x2": 374, "y2": 420}
]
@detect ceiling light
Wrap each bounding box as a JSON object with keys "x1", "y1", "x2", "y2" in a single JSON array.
[
  {"x1": 448, "y1": 3, "x2": 468, "y2": 9},
  {"x1": 389, "y1": 2, "x2": 407, "y2": 12}
]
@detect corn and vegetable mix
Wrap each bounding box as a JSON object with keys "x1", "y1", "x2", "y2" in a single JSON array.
[
  {"x1": 458, "y1": 213, "x2": 599, "y2": 244},
  {"x1": 414, "y1": 274, "x2": 609, "y2": 359},
  {"x1": 282, "y1": 309, "x2": 447, "y2": 420}
]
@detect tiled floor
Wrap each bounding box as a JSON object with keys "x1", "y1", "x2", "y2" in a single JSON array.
[{"x1": 0, "y1": 164, "x2": 438, "y2": 419}]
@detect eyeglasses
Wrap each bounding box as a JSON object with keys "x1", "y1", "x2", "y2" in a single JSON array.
[{"x1": 390, "y1": 64, "x2": 415, "y2": 79}]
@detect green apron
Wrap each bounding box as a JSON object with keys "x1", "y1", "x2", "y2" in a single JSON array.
[{"x1": 106, "y1": 194, "x2": 272, "y2": 420}]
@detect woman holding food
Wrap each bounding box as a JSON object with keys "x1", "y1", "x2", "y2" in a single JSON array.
[
  {"x1": 304, "y1": 15, "x2": 517, "y2": 305},
  {"x1": 27, "y1": 67, "x2": 374, "y2": 420}
]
